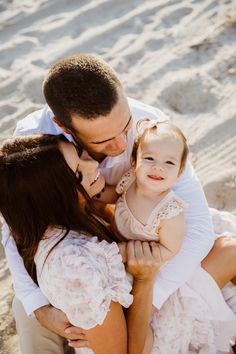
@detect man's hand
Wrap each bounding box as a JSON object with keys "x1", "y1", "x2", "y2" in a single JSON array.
[{"x1": 34, "y1": 305, "x2": 90, "y2": 348}]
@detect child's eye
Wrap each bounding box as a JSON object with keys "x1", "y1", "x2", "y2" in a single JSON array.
[
  {"x1": 144, "y1": 157, "x2": 154, "y2": 161},
  {"x1": 166, "y1": 161, "x2": 175, "y2": 165}
]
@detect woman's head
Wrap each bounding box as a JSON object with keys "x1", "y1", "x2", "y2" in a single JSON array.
[
  {"x1": 0, "y1": 134, "x2": 113, "y2": 280},
  {"x1": 59, "y1": 140, "x2": 105, "y2": 198},
  {"x1": 131, "y1": 119, "x2": 189, "y2": 193}
]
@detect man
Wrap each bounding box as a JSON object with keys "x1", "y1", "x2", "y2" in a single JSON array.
[{"x1": 2, "y1": 53, "x2": 216, "y2": 353}]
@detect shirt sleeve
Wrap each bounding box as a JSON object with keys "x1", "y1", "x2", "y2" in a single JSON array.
[
  {"x1": 2, "y1": 222, "x2": 50, "y2": 315},
  {"x1": 153, "y1": 160, "x2": 215, "y2": 309},
  {"x1": 37, "y1": 238, "x2": 133, "y2": 329},
  {"x1": 3, "y1": 106, "x2": 65, "y2": 316}
]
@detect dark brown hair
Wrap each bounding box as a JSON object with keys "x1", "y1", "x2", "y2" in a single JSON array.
[
  {"x1": 131, "y1": 119, "x2": 189, "y2": 175},
  {"x1": 0, "y1": 134, "x2": 121, "y2": 282},
  {"x1": 43, "y1": 53, "x2": 122, "y2": 129}
]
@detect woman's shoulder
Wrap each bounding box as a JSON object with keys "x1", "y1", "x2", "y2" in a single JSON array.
[
  {"x1": 35, "y1": 227, "x2": 121, "y2": 269},
  {"x1": 35, "y1": 227, "x2": 133, "y2": 329}
]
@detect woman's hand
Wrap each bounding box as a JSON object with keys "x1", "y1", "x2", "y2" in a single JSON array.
[
  {"x1": 118, "y1": 242, "x2": 127, "y2": 263},
  {"x1": 125, "y1": 241, "x2": 161, "y2": 354},
  {"x1": 119, "y1": 240, "x2": 161, "y2": 282}
]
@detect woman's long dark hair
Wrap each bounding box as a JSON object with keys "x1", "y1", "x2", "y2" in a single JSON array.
[{"x1": 0, "y1": 134, "x2": 122, "y2": 282}]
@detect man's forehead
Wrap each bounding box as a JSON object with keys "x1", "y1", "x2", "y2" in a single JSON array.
[
  {"x1": 76, "y1": 114, "x2": 131, "y2": 144},
  {"x1": 71, "y1": 94, "x2": 131, "y2": 144}
]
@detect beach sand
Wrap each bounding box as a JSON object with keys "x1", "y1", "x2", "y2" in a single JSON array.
[{"x1": 0, "y1": 0, "x2": 236, "y2": 353}]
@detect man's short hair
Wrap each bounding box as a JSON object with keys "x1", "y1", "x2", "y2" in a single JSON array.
[{"x1": 43, "y1": 53, "x2": 122, "y2": 129}]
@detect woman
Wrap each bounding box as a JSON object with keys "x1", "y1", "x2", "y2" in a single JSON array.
[
  {"x1": 0, "y1": 133, "x2": 159, "y2": 354},
  {"x1": 0, "y1": 134, "x2": 236, "y2": 353}
]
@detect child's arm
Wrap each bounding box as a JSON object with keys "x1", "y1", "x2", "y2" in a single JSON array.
[{"x1": 157, "y1": 212, "x2": 185, "y2": 264}]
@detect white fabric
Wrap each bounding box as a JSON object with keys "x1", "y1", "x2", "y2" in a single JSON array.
[
  {"x1": 35, "y1": 228, "x2": 133, "y2": 354},
  {"x1": 2, "y1": 98, "x2": 215, "y2": 314}
]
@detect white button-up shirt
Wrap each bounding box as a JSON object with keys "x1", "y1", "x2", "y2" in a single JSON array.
[{"x1": 2, "y1": 97, "x2": 215, "y2": 315}]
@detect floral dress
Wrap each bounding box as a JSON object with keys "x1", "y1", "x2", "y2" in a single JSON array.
[
  {"x1": 115, "y1": 169, "x2": 236, "y2": 354},
  {"x1": 35, "y1": 228, "x2": 133, "y2": 354}
]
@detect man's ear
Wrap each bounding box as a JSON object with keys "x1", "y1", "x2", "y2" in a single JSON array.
[
  {"x1": 52, "y1": 117, "x2": 72, "y2": 135},
  {"x1": 130, "y1": 158, "x2": 136, "y2": 169}
]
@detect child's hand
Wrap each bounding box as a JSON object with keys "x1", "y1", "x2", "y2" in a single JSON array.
[{"x1": 125, "y1": 240, "x2": 161, "y2": 282}]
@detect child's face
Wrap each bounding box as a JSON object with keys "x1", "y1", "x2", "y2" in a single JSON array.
[{"x1": 134, "y1": 131, "x2": 183, "y2": 194}]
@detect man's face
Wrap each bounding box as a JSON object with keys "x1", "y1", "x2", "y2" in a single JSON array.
[{"x1": 70, "y1": 89, "x2": 132, "y2": 161}]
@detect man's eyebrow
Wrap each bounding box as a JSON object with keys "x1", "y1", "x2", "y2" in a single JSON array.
[{"x1": 90, "y1": 115, "x2": 132, "y2": 145}]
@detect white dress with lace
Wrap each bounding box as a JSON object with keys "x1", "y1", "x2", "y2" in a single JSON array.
[
  {"x1": 115, "y1": 169, "x2": 236, "y2": 354},
  {"x1": 35, "y1": 228, "x2": 133, "y2": 354}
]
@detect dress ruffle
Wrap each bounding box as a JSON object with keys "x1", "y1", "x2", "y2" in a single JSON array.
[{"x1": 35, "y1": 229, "x2": 133, "y2": 330}]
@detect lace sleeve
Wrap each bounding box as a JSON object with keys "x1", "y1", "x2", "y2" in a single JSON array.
[
  {"x1": 116, "y1": 169, "x2": 136, "y2": 194},
  {"x1": 153, "y1": 193, "x2": 187, "y2": 229},
  {"x1": 37, "y1": 237, "x2": 133, "y2": 329}
]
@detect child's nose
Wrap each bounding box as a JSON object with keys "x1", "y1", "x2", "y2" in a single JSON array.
[{"x1": 152, "y1": 163, "x2": 164, "y2": 171}]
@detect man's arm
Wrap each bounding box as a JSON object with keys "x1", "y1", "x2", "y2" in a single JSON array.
[
  {"x1": 2, "y1": 221, "x2": 88, "y2": 346},
  {"x1": 153, "y1": 160, "x2": 215, "y2": 309},
  {"x1": 2, "y1": 222, "x2": 50, "y2": 315}
]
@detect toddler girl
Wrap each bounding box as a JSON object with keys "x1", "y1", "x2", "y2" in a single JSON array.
[
  {"x1": 115, "y1": 118, "x2": 188, "y2": 266},
  {"x1": 113, "y1": 119, "x2": 236, "y2": 353}
]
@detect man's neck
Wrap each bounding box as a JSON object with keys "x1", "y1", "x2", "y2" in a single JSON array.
[{"x1": 89, "y1": 151, "x2": 107, "y2": 163}]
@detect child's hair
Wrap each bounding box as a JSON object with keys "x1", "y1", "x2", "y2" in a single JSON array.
[{"x1": 131, "y1": 118, "x2": 189, "y2": 175}]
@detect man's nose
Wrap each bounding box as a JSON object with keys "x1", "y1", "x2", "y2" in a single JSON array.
[{"x1": 113, "y1": 133, "x2": 127, "y2": 150}]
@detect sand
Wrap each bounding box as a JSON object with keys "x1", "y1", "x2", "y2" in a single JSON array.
[{"x1": 0, "y1": 0, "x2": 236, "y2": 353}]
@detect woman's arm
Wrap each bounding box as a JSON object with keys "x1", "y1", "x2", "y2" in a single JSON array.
[
  {"x1": 127, "y1": 279, "x2": 154, "y2": 354},
  {"x1": 83, "y1": 301, "x2": 127, "y2": 354},
  {"x1": 157, "y1": 212, "x2": 185, "y2": 263},
  {"x1": 124, "y1": 241, "x2": 161, "y2": 354}
]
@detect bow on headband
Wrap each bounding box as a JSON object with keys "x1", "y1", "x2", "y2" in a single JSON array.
[{"x1": 136, "y1": 117, "x2": 169, "y2": 136}]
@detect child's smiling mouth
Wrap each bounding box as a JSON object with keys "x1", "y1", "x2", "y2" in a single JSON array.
[{"x1": 147, "y1": 174, "x2": 164, "y2": 181}]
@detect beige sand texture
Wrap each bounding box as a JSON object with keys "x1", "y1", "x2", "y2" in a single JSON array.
[{"x1": 0, "y1": 0, "x2": 236, "y2": 353}]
